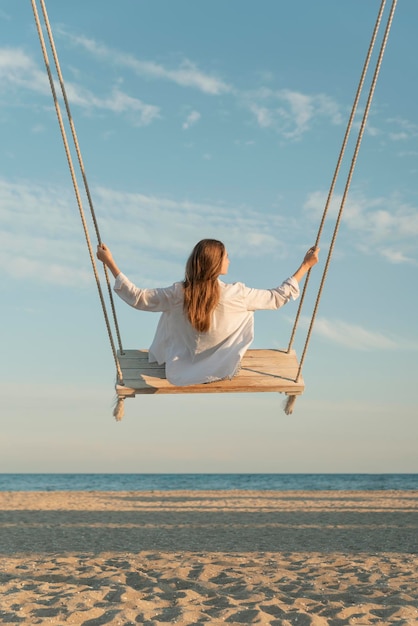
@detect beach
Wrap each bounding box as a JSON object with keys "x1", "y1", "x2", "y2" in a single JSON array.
[{"x1": 0, "y1": 490, "x2": 417, "y2": 625}]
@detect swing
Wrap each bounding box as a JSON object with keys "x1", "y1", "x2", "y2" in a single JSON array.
[
  {"x1": 116, "y1": 349, "x2": 305, "y2": 396},
  {"x1": 31, "y1": 0, "x2": 398, "y2": 419}
]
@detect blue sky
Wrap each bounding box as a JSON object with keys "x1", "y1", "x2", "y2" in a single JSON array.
[{"x1": 1, "y1": 1, "x2": 417, "y2": 474}]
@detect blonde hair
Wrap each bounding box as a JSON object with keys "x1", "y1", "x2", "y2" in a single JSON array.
[{"x1": 183, "y1": 239, "x2": 225, "y2": 333}]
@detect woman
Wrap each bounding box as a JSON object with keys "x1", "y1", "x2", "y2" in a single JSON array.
[{"x1": 97, "y1": 239, "x2": 319, "y2": 386}]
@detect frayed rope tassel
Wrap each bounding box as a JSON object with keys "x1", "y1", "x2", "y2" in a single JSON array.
[
  {"x1": 113, "y1": 396, "x2": 125, "y2": 421},
  {"x1": 284, "y1": 394, "x2": 297, "y2": 415}
]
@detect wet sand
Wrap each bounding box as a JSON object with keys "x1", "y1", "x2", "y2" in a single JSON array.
[{"x1": 0, "y1": 490, "x2": 417, "y2": 625}]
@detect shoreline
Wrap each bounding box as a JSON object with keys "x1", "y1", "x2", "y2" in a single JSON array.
[{"x1": 1, "y1": 490, "x2": 417, "y2": 624}]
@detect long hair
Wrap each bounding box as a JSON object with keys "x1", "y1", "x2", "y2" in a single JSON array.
[{"x1": 183, "y1": 239, "x2": 226, "y2": 333}]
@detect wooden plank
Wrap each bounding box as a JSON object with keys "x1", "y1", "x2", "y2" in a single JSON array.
[{"x1": 116, "y1": 349, "x2": 304, "y2": 396}]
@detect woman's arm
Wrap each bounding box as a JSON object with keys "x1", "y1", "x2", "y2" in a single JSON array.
[
  {"x1": 243, "y1": 246, "x2": 320, "y2": 311},
  {"x1": 96, "y1": 243, "x2": 174, "y2": 312},
  {"x1": 292, "y1": 246, "x2": 320, "y2": 284},
  {"x1": 96, "y1": 243, "x2": 121, "y2": 278}
]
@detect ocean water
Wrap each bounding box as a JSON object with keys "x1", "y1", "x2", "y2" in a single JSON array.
[{"x1": 0, "y1": 474, "x2": 417, "y2": 492}]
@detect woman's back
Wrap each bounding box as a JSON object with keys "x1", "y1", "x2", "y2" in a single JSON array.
[
  {"x1": 114, "y1": 273, "x2": 299, "y2": 385},
  {"x1": 97, "y1": 238, "x2": 319, "y2": 386}
]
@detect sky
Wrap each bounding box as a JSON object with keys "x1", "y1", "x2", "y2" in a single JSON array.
[{"x1": 1, "y1": 0, "x2": 417, "y2": 474}]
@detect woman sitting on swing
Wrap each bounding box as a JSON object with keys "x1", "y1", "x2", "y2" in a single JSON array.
[{"x1": 97, "y1": 239, "x2": 319, "y2": 386}]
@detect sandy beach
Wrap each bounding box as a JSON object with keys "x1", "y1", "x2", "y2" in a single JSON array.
[{"x1": 0, "y1": 490, "x2": 417, "y2": 625}]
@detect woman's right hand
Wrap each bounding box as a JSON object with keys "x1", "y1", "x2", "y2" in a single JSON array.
[
  {"x1": 292, "y1": 246, "x2": 320, "y2": 284},
  {"x1": 303, "y1": 246, "x2": 320, "y2": 269}
]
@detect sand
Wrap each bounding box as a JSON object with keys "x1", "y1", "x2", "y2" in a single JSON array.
[{"x1": 0, "y1": 490, "x2": 417, "y2": 625}]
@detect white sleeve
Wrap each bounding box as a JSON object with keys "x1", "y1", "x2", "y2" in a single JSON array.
[
  {"x1": 114, "y1": 273, "x2": 176, "y2": 312},
  {"x1": 243, "y1": 276, "x2": 300, "y2": 311}
]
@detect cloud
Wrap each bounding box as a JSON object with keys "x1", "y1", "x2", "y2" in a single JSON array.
[
  {"x1": 389, "y1": 132, "x2": 409, "y2": 141},
  {"x1": 0, "y1": 46, "x2": 50, "y2": 96},
  {"x1": 182, "y1": 110, "x2": 201, "y2": 130},
  {"x1": 248, "y1": 103, "x2": 273, "y2": 129},
  {"x1": 60, "y1": 31, "x2": 232, "y2": 96},
  {"x1": 0, "y1": 177, "x2": 290, "y2": 288},
  {"x1": 303, "y1": 190, "x2": 418, "y2": 264},
  {"x1": 93, "y1": 185, "x2": 289, "y2": 265},
  {"x1": 57, "y1": 29, "x2": 346, "y2": 141},
  {"x1": 386, "y1": 116, "x2": 418, "y2": 141},
  {"x1": 245, "y1": 87, "x2": 342, "y2": 139},
  {"x1": 306, "y1": 316, "x2": 404, "y2": 351},
  {"x1": 6, "y1": 29, "x2": 363, "y2": 143},
  {"x1": 379, "y1": 248, "x2": 414, "y2": 264},
  {"x1": 363, "y1": 115, "x2": 418, "y2": 144},
  {"x1": 0, "y1": 178, "x2": 92, "y2": 287},
  {"x1": 64, "y1": 83, "x2": 160, "y2": 126},
  {"x1": 0, "y1": 46, "x2": 160, "y2": 125}
]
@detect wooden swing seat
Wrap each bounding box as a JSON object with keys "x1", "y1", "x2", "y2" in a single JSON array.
[{"x1": 116, "y1": 348, "x2": 304, "y2": 397}]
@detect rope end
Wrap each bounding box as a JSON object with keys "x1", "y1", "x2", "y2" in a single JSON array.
[
  {"x1": 283, "y1": 394, "x2": 297, "y2": 415},
  {"x1": 113, "y1": 396, "x2": 125, "y2": 421}
]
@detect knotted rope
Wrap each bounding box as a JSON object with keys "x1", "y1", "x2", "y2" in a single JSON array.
[
  {"x1": 31, "y1": 0, "x2": 125, "y2": 417},
  {"x1": 284, "y1": 0, "x2": 398, "y2": 414}
]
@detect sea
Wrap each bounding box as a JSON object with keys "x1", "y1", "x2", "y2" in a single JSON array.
[{"x1": 0, "y1": 474, "x2": 417, "y2": 492}]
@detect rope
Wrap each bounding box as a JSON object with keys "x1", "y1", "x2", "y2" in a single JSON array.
[
  {"x1": 287, "y1": 0, "x2": 389, "y2": 355},
  {"x1": 31, "y1": 0, "x2": 124, "y2": 383},
  {"x1": 31, "y1": 0, "x2": 397, "y2": 410},
  {"x1": 287, "y1": 0, "x2": 398, "y2": 382},
  {"x1": 38, "y1": 0, "x2": 124, "y2": 357}
]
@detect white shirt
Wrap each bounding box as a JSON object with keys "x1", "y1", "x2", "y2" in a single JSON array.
[{"x1": 114, "y1": 273, "x2": 300, "y2": 386}]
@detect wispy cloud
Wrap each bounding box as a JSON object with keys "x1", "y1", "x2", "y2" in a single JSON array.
[
  {"x1": 305, "y1": 316, "x2": 410, "y2": 351},
  {"x1": 0, "y1": 47, "x2": 50, "y2": 96},
  {"x1": 359, "y1": 114, "x2": 418, "y2": 144},
  {"x1": 59, "y1": 31, "x2": 232, "y2": 96},
  {"x1": 386, "y1": 116, "x2": 418, "y2": 141},
  {"x1": 182, "y1": 110, "x2": 201, "y2": 130},
  {"x1": 64, "y1": 83, "x2": 160, "y2": 126},
  {"x1": 0, "y1": 178, "x2": 291, "y2": 288},
  {"x1": 379, "y1": 248, "x2": 413, "y2": 264},
  {"x1": 248, "y1": 103, "x2": 273, "y2": 129},
  {"x1": 0, "y1": 178, "x2": 91, "y2": 287},
  {"x1": 303, "y1": 190, "x2": 418, "y2": 264},
  {"x1": 93, "y1": 185, "x2": 289, "y2": 264},
  {"x1": 58, "y1": 31, "x2": 348, "y2": 141},
  {"x1": 245, "y1": 87, "x2": 342, "y2": 139},
  {"x1": 5, "y1": 30, "x2": 409, "y2": 148},
  {"x1": 0, "y1": 46, "x2": 160, "y2": 125}
]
